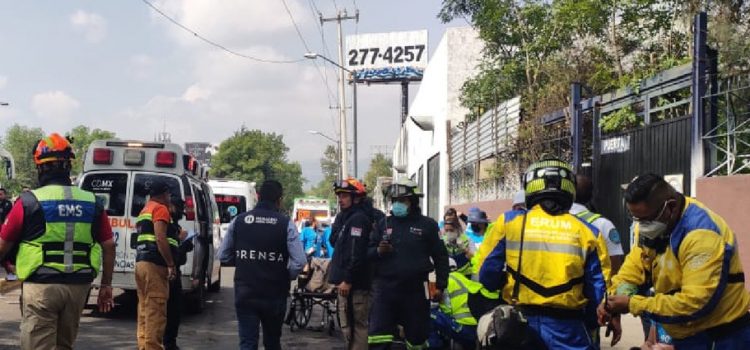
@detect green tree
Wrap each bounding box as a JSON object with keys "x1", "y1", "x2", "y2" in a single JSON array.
[
  {"x1": 0, "y1": 124, "x2": 45, "y2": 193},
  {"x1": 66, "y1": 125, "x2": 116, "y2": 175},
  {"x1": 439, "y1": 0, "x2": 750, "y2": 145},
  {"x1": 211, "y1": 127, "x2": 304, "y2": 211},
  {"x1": 363, "y1": 153, "x2": 392, "y2": 192},
  {"x1": 306, "y1": 145, "x2": 339, "y2": 208}
]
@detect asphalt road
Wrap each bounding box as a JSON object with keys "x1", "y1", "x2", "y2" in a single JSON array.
[
  {"x1": 0, "y1": 268, "x2": 345, "y2": 350},
  {"x1": 0, "y1": 267, "x2": 646, "y2": 349}
]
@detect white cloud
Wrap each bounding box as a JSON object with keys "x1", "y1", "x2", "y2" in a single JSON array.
[
  {"x1": 70, "y1": 10, "x2": 108, "y2": 43},
  {"x1": 119, "y1": 0, "x2": 402, "y2": 184},
  {"x1": 0, "y1": 76, "x2": 7, "y2": 89},
  {"x1": 151, "y1": 0, "x2": 308, "y2": 49},
  {"x1": 182, "y1": 84, "x2": 212, "y2": 103},
  {"x1": 31, "y1": 91, "x2": 81, "y2": 122}
]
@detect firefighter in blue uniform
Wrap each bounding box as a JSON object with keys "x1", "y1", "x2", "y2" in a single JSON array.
[{"x1": 367, "y1": 179, "x2": 449, "y2": 349}]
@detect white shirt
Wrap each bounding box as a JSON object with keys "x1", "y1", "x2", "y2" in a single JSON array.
[{"x1": 570, "y1": 203, "x2": 624, "y2": 257}]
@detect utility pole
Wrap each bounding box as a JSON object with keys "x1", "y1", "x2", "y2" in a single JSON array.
[{"x1": 321, "y1": 9, "x2": 358, "y2": 179}]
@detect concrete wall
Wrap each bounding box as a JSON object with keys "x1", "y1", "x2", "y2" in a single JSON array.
[
  {"x1": 446, "y1": 199, "x2": 514, "y2": 223},
  {"x1": 696, "y1": 174, "x2": 750, "y2": 273},
  {"x1": 392, "y1": 27, "x2": 484, "y2": 221}
]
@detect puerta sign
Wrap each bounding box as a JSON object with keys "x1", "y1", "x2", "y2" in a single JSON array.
[{"x1": 345, "y1": 30, "x2": 428, "y2": 83}]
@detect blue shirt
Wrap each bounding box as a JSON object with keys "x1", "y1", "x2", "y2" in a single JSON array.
[
  {"x1": 465, "y1": 225, "x2": 485, "y2": 245},
  {"x1": 300, "y1": 226, "x2": 321, "y2": 256},
  {"x1": 218, "y1": 217, "x2": 306, "y2": 279},
  {"x1": 322, "y1": 226, "x2": 334, "y2": 258}
]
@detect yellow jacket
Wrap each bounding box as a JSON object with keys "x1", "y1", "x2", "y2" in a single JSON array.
[
  {"x1": 478, "y1": 205, "x2": 611, "y2": 310},
  {"x1": 612, "y1": 197, "x2": 750, "y2": 339}
]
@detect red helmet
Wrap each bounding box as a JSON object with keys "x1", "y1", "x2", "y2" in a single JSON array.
[
  {"x1": 333, "y1": 178, "x2": 366, "y2": 196},
  {"x1": 33, "y1": 133, "x2": 75, "y2": 165}
]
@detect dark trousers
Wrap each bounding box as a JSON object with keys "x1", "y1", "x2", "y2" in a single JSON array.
[
  {"x1": 235, "y1": 297, "x2": 287, "y2": 350},
  {"x1": 368, "y1": 279, "x2": 430, "y2": 349},
  {"x1": 164, "y1": 275, "x2": 182, "y2": 349}
]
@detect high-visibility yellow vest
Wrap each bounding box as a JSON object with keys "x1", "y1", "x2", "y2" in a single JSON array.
[
  {"x1": 16, "y1": 185, "x2": 101, "y2": 280},
  {"x1": 441, "y1": 272, "x2": 499, "y2": 326},
  {"x1": 136, "y1": 212, "x2": 179, "y2": 247},
  {"x1": 575, "y1": 209, "x2": 601, "y2": 224}
]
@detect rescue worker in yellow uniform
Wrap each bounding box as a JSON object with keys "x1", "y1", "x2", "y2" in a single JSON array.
[
  {"x1": 0, "y1": 133, "x2": 116, "y2": 350},
  {"x1": 599, "y1": 173, "x2": 750, "y2": 349},
  {"x1": 428, "y1": 259, "x2": 498, "y2": 349},
  {"x1": 479, "y1": 158, "x2": 613, "y2": 350}
]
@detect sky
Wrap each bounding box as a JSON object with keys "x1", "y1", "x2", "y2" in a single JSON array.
[{"x1": 0, "y1": 0, "x2": 463, "y2": 187}]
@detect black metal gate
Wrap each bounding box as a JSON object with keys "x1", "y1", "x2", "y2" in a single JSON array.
[{"x1": 594, "y1": 116, "x2": 692, "y2": 252}]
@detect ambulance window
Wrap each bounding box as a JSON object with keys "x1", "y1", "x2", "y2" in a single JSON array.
[
  {"x1": 131, "y1": 174, "x2": 182, "y2": 217},
  {"x1": 192, "y1": 184, "x2": 208, "y2": 221},
  {"x1": 215, "y1": 195, "x2": 247, "y2": 223},
  {"x1": 81, "y1": 173, "x2": 128, "y2": 216}
]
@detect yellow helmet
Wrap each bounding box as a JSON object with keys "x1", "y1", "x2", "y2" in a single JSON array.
[{"x1": 523, "y1": 158, "x2": 576, "y2": 210}]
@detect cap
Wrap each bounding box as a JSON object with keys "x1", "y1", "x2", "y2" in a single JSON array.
[{"x1": 467, "y1": 210, "x2": 490, "y2": 224}]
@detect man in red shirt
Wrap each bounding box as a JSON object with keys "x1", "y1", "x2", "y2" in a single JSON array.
[{"x1": 0, "y1": 133, "x2": 115, "y2": 350}]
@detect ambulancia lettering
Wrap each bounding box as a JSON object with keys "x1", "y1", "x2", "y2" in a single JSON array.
[
  {"x1": 236, "y1": 249, "x2": 285, "y2": 262},
  {"x1": 530, "y1": 217, "x2": 572, "y2": 230},
  {"x1": 58, "y1": 204, "x2": 83, "y2": 217}
]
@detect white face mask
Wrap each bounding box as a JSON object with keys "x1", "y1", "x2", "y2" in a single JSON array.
[
  {"x1": 635, "y1": 200, "x2": 674, "y2": 252},
  {"x1": 444, "y1": 230, "x2": 458, "y2": 242}
]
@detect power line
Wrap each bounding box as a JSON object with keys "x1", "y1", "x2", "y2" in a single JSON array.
[
  {"x1": 282, "y1": 0, "x2": 338, "y2": 126},
  {"x1": 141, "y1": 0, "x2": 303, "y2": 64},
  {"x1": 308, "y1": 0, "x2": 339, "y2": 134},
  {"x1": 281, "y1": 0, "x2": 312, "y2": 52}
]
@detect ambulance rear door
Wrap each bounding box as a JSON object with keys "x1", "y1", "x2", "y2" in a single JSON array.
[{"x1": 79, "y1": 171, "x2": 133, "y2": 274}]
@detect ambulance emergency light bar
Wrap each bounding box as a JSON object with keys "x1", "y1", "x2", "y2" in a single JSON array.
[
  {"x1": 106, "y1": 141, "x2": 165, "y2": 149},
  {"x1": 92, "y1": 147, "x2": 177, "y2": 168}
]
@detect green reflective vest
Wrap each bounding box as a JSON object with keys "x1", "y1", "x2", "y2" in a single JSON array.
[
  {"x1": 441, "y1": 271, "x2": 499, "y2": 326},
  {"x1": 136, "y1": 213, "x2": 179, "y2": 247},
  {"x1": 134, "y1": 207, "x2": 178, "y2": 267},
  {"x1": 575, "y1": 209, "x2": 601, "y2": 224},
  {"x1": 16, "y1": 185, "x2": 101, "y2": 280}
]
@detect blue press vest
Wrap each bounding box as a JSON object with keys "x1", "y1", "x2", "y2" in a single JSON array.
[{"x1": 233, "y1": 202, "x2": 290, "y2": 298}]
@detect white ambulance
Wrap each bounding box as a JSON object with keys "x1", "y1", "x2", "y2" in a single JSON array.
[
  {"x1": 207, "y1": 179, "x2": 257, "y2": 243},
  {"x1": 78, "y1": 140, "x2": 221, "y2": 312},
  {"x1": 291, "y1": 197, "x2": 331, "y2": 231}
]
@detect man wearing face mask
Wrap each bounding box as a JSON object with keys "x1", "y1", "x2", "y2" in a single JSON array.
[
  {"x1": 466, "y1": 210, "x2": 490, "y2": 253},
  {"x1": 442, "y1": 221, "x2": 472, "y2": 276},
  {"x1": 600, "y1": 173, "x2": 750, "y2": 349},
  {"x1": 367, "y1": 178, "x2": 449, "y2": 349}
]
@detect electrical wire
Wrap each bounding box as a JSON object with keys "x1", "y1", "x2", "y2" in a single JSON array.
[
  {"x1": 308, "y1": 0, "x2": 339, "y2": 133},
  {"x1": 282, "y1": 0, "x2": 313, "y2": 52},
  {"x1": 282, "y1": 0, "x2": 338, "y2": 126},
  {"x1": 141, "y1": 0, "x2": 303, "y2": 64}
]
